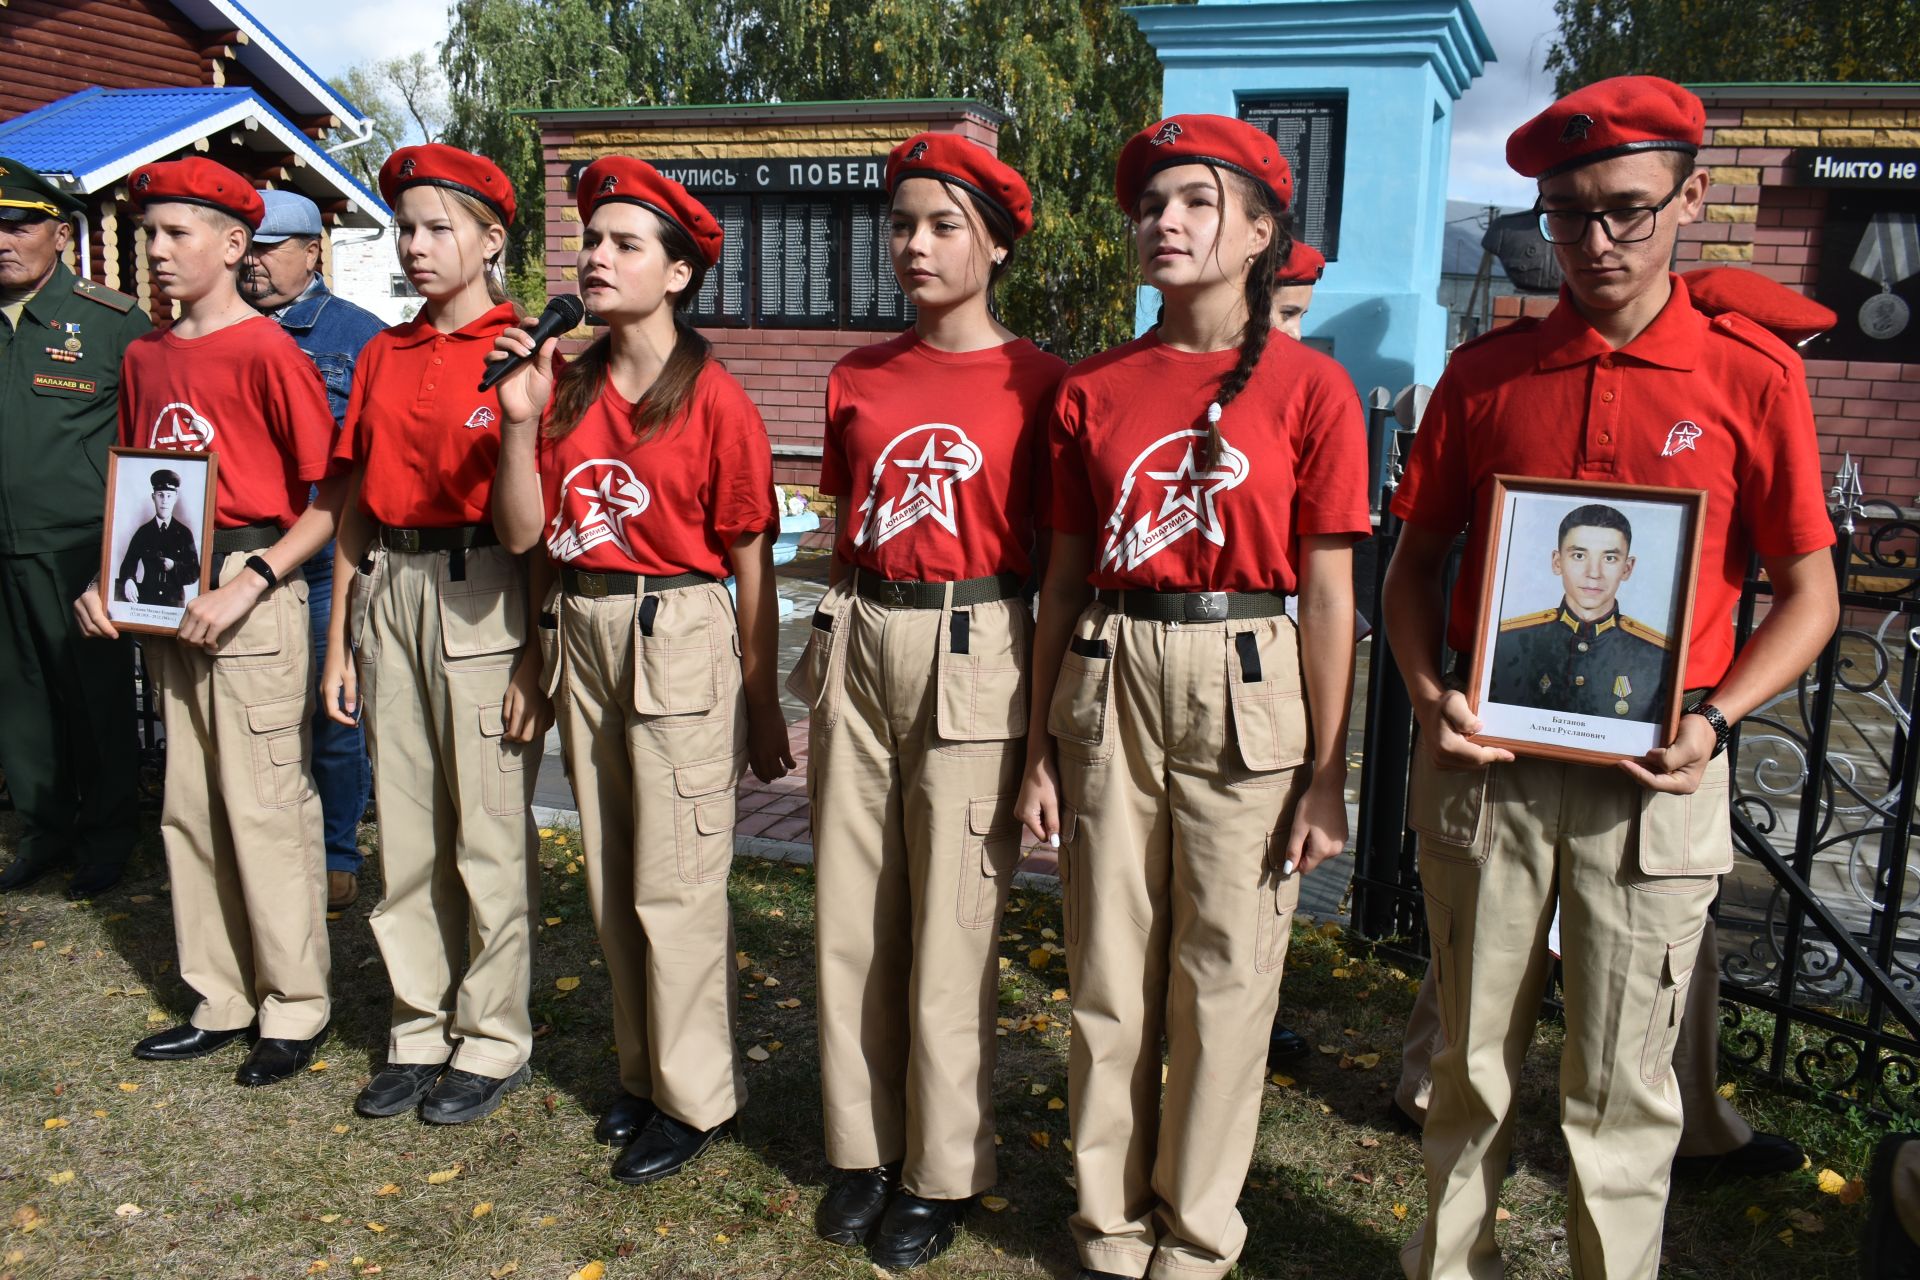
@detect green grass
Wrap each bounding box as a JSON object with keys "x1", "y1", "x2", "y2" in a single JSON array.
[{"x1": 0, "y1": 820, "x2": 1889, "y2": 1279}]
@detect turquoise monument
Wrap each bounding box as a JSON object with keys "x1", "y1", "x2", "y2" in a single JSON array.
[{"x1": 1127, "y1": 0, "x2": 1494, "y2": 399}]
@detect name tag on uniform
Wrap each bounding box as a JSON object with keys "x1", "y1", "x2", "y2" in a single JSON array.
[{"x1": 32, "y1": 372, "x2": 97, "y2": 394}]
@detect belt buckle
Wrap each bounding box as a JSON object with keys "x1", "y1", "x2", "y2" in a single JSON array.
[
  {"x1": 574, "y1": 571, "x2": 608, "y2": 599},
  {"x1": 390, "y1": 528, "x2": 421, "y2": 553},
  {"x1": 1185, "y1": 592, "x2": 1228, "y2": 621},
  {"x1": 883, "y1": 580, "x2": 914, "y2": 609}
]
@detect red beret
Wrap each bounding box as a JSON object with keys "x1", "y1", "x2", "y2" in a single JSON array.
[
  {"x1": 1115, "y1": 115, "x2": 1291, "y2": 215},
  {"x1": 1275, "y1": 240, "x2": 1325, "y2": 286},
  {"x1": 576, "y1": 156, "x2": 723, "y2": 268},
  {"x1": 1682, "y1": 268, "x2": 1836, "y2": 345},
  {"x1": 885, "y1": 133, "x2": 1034, "y2": 240},
  {"x1": 128, "y1": 158, "x2": 264, "y2": 230},
  {"x1": 379, "y1": 144, "x2": 516, "y2": 225},
  {"x1": 1507, "y1": 76, "x2": 1704, "y2": 180}
]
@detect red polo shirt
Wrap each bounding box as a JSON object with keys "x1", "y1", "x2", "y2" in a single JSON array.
[
  {"x1": 1391, "y1": 274, "x2": 1834, "y2": 688},
  {"x1": 820, "y1": 333, "x2": 1066, "y2": 581},
  {"x1": 1044, "y1": 331, "x2": 1371, "y2": 593},
  {"x1": 538, "y1": 361, "x2": 775, "y2": 579},
  {"x1": 118, "y1": 316, "x2": 335, "y2": 529},
  {"x1": 336, "y1": 301, "x2": 517, "y2": 528}
]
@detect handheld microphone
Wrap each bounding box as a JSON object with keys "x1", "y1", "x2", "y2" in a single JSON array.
[{"x1": 478, "y1": 294, "x2": 586, "y2": 393}]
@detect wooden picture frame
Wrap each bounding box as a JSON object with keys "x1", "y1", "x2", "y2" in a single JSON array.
[
  {"x1": 99, "y1": 447, "x2": 218, "y2": 637},
  {"x1": 1466, "y1": 475, "x2": 1707, "y2": 765}
]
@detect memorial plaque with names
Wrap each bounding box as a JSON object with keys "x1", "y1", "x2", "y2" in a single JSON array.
[
  {"x1": 1238, "y1": 94, "x2": 1347, "y2": 260},
  {"x1": 758, "y1": 197, "x2": 838, "y2": 326},
  {"x1": 848, "y1": 199, "x2": 914, "y2": 326},
  {"x1": 692, "y1": 195, "x2": 750, "y2": 325}
]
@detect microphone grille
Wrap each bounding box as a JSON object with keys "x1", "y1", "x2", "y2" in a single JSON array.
[{"x1": 549, "y1": 294, "x2": 586, "y2": 326}]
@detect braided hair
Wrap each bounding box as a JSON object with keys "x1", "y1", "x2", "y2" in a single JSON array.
[{"x1": 1201, "y1": 173, "x2": 1292, "y2": 467}]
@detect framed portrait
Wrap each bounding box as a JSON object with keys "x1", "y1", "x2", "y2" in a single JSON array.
[
  {"x1": 99, "y1": 447, "x2": 217, "y2": 637},
  {"x1": 1466, "y1": 475, "x2": 1707, "y2": 765}
]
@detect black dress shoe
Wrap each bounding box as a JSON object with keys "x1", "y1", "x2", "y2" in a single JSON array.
[
  {"x1": 65, "y1": 860, "x2": 126, "y2": 901},
  {"x1": 133, "y1": 1023, "x2": 251, "y2": 1061},
  {"x1": 611, "y1": 1112, "x2": 732, "y2": 1185},
  {"x1": 355, "y1": 1063, "x2": 445, "y2": 1118},
  {"x1": 0, "y1": 849, "x2": 60, "y2": 893},
  {"x1": 420, "y1": 1064, "x2": 531, "y2": 1125},
  {"x1": 1864, "y1": 1133, "x2": 1920, "y2": 1280},
  {"x1": 868, "y1": 1191, "x2": 966, "y2": 1270},
  {"x1": 816, "y1": 1162, "x2": 901, "y2": 1245},
  {"x1": 235, "y1": 1031, "x2": 326, "y2": 1086},
  {"x1": 594, "y1": 1093, "x2": 659, "y2": 1145},
  {"x1": 1672, "y1": 1129, "x2": 1805, "y2": 1179},
  {"x1": 1267, "y1": 1022, "x2": 1310, "y2": 1066}
]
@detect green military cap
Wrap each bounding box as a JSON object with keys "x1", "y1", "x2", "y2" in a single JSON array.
[
  {"x1": 0, "y1": 155, "x2": 83, "y2": 223},
  {"x1": 151, "y1": 469, "x2": 182, "y2": 491}
]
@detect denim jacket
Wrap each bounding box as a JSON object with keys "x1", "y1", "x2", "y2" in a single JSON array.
[{"x1": 269, "y1": 275, "x2": 388, "y2": 428}]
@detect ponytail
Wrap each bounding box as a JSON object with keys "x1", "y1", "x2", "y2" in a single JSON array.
[{"x1": 1203, "y1": 175, "x2": 1292, "y2": 468}]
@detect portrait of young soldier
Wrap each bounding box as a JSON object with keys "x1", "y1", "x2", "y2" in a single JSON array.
[
  {"x1": 115, "y1": 467, "x2": 200, "y2": 607},
  {"x1": 1487, "y1": 501, "x2": 1671, "y2": 721}
]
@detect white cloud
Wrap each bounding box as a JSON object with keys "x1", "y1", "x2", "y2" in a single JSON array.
[
  {"x1": 239, "y1": 0, "x2": 449, "y2": 76},
  {"x1": 1447, "y1": 0, "x2": 1561, "y2": 206}
]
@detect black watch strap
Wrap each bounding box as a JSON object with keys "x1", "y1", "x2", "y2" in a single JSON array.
[
  {"x1": 244, "y1": 555, "x2": 278, "y2": 590},
  {"x1": 1686, "y1": 701, "x2": 1731, "y2": 758}
]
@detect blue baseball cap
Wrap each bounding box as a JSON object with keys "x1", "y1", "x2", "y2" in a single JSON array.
[{"x1": 252, "y1": 189, "x2": 323, "y2": 243}]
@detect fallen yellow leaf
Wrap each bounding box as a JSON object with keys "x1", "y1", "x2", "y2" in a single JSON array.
[
  {"x1": 43, "y1": 1117, "x2": 68, "y2": 1130},
  {"x1": 981, "y1": 1195, "x2": 1009, "y2": 1212},
  {"x1": 30, "y1": 940, "x2": 45, "y2": 949},
  {"x1": 555, "y1": 977, "x2": 581, "y2": 992},
  {"x1": 4, "y1": 1251, "x2": 22, "y2": 1265},
  {"x1": 1331, "y1": 967, "x2": 1350, "y2": 979},
  {"x1": 375, "y1": 1183, "x2": 400, "y2": 1196},
  {"x1": 146, "y1": 1010, "x2": 168, "y2": 1024},
  {"x1": 655, "y1": 1225, "x2": 670, "y2": 1237},
  {"x1": 545, "y1": 917, "x2": 562, "y2": 927},
  {"x1": 47, "y1": 1170, "x2": 73, "y2": 1186},
  {"x1": 714, "y1": 1233, "x2": 730, "y2": 1244},
  {"x1": 998, "y1": 956, "x2": 1010, "y2": 970},
  {"x1": 320, "y1": 1213, "x2": 340, "y2": 1223},
  {"x1": 427, "y1": 1166, "x2": 461, "y2": 1185},
  {"x1": 1816, "y1": 1168, "x2": 1846, "y2": 1195},
  {"x1": 768, "y1": 1040, "x2": 784, "y2": 1052},
  {"x1": 1047, "y1": 1097, "x2": 1065, "y2": 1110},
  {"x1": 1029, "y1": 1131, "x2": 1050, "y2": 1150},
  {"x1": 1776, "y1": 1227, "x2": 1794, "y2": 1247},
  {"x1": 735, "y1": 951, "x2": 751, "y2": 970},
  {"x1": 115, "y1": 1203, "x2": 143, "y2": 1217},
  {"x1": 745, "y1": 1045, "x2": 771, "y2": 1062},
  {"x1": 471, "y1": 1202, "x2": 493, "y2": 1219},
  {"x1": 1051, "y1": 988, "x2": 1068, "y2": 1001},
  {"x1": 776, "y1": 998, "x2": 801, "y2": 1009},
  {"x1": 567, "y1": 1263, "x2": 604, "y2": 1280},
  {"x1": 332, "y1": 1125, "x2": 350, "y2": 1134},
  {"x1": 1028, "y1": 948, "x2": 1051, "y2": 968},
  {"x1": 539, "y1": 1216, "x2": 558, "y2": 1228},
  {"x1": 1493, "y1": 1207, "x2": 1510, "y2": 1222},
  {"x1": 1717, "y1": 1082, "x2": 1736, "y2": 1099},
  {"x1": 539, "y1": 828, "x2": 554, "y2": 838},
  {"x1": 1392, "y1": 1203, "x2": 1409, "y2": 1220},
  {"x1": 553, "y1": 835, "x2": 569, "y2": 847},
  {"x1": 365, "y1": 1221, "x2": 386, "y2": 1233},
  {"x1": 490, "y1": 1264, "x2": 520, "y2": 1279},
  {"x1": 762, "y1": 975, "x2": 780, "y2": 988},
  {"x1": 1030, "y1": 1083, "x2": 1048, "y2": 1095},
  {"x1": 308, "y1": 1263, "x2": 330, "y2": 1275},
  {"x1": 117, "y1": 1082, "x2": 140, "y2": 1093},
  {"x1": 1351, "y1": 1052, "x2": 1382, "y2": 1070},
  {"x1": 90, "y1": 1110, "x2": 106, "y2": 1119},
  {"x1": 309, "y1": 1061, "x2": 330, "y2": 1072},
  {"x1": 1271, "y1": 1073, "x2": 1296, "y2": 1088},
  {"x1": 11, "y1": 1206, "x2": 42, "y2": 1233}
]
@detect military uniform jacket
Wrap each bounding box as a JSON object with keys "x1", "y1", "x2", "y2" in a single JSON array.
[
  {"x1": 116, "y1": 516, "x2": 199, "y2": 605},
  {"x1": 0, "y1": 262, "x2": 148, "y2": 555},
  {"x1": 1488, "y1": 600, "x2": 1671, "y2": 722}
]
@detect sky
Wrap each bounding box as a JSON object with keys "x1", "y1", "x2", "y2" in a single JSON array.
[{"x1": 242, "y1": 0, "x2": 1560, "y2": 207}]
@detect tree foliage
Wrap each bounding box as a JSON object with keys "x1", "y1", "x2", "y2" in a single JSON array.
[
  {"x1": 329, "y1": 53, "x2": 451, "y2": 189},
  {"x1": 440, "y1": 0, "x2": 1176, "y2": 358},
  {"x1": 1546, "y1": 0, "x2": 1920, "y2": 96}
]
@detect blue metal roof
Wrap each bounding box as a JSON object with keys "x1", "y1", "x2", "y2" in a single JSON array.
[{"x1": 0, "y1": 87, "x2": 387, "y2": 222}]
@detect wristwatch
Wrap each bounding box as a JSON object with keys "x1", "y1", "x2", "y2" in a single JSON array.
[{"x1": 1685, "y1": 700, "x2": 1732, "y2": 758}]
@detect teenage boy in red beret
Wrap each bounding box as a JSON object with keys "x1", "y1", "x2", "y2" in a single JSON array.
[
  {"x1": 1383, "y1": 77, "x2": 1839, "y2": 1278},
  {"x1": 74, "y1": 157, "x2": 344, "y2": 1087}
]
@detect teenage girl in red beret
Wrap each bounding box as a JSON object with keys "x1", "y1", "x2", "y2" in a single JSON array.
[
  {"x1": 320, "y1": 143, "x2": 548, "y2": 1126},
  {"x1": 788, "y1": 132, "x2": 1066, "y2": 1270},
  {"x1": 490, "y1": 155, "x2": 790, "y2": 1187},
  {"x1": 1016, "y1": 115, "x2": 1370, "y2": 1280}
]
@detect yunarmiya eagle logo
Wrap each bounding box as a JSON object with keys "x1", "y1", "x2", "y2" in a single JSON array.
[
  {"x1": 545, "y1": 458, "x2": 651, "y2": 562},
  {"x1": 1100, "y1": 429, "x2": 1251, "y2": 572},
  {"x1": 852, "y1": 423, "x2": 984, "y2": 550}
]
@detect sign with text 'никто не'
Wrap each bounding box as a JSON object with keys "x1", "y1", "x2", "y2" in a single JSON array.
[{"x1": 1793, "y1": 149, "x2": 1920, "y2": 189}]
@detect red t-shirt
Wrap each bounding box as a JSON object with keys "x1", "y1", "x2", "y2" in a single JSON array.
[
  {"x1": 819, "y1": 332, "x2": 1066, "y2": 581},
  {"x1": 118, "y1": 315, "x2": 335, "y2": 529},
  {"x1": 538, "y1": 361, "x2": 776, "y2": 579},
  {"x1": 335, "y1": 301, "x2": 517, "y2": 528},
  {"x1": 1044, "y1": 330, "x2": 1371, "y2": 593},
  {"x1": 1390, "y1": 275, "x2": 1835, "y2": 688}
]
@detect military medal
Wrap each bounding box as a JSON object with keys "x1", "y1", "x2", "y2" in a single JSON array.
[
  {"x1": 1613, "y1": 674, "x2": 1632, "y2": 716},
  {"x1": 1539, "y1": 674, "x2": 1552, "y2": 693},
  {"x1": 1850, "y1": 212, "x2": 1918, "y2": 341}
]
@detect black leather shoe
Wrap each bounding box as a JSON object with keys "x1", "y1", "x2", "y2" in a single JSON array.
[
  {"x1": 1673, "y1": 1129, "x2": 1805, "y2": 1179},
  {"x1": 816, "y1": 1162, "x2": 901, "y2": 1245},
  {"x1": 1864, "y1": 1133, "x2": 1920, "y2": 1280},
  {"x1": 64, "y1": 859, "x2": 126, "y2": 901},
  {"x1": 0, "y1": 849, "x2": 60, "y2": 893},
  {"x1": 1267, "y1": 1022, "x2": 1310, "y2": 1066},
  {"x1": 133, "y1": 1023, "x2": 251, "y2": 1061},
  {"x1": 868, "y1": 1191, "x2": 966, "y2": 1270},
  {"x1": 611, "y1": 1112, "x2": 732, "y2": 1185},
  {"x1": 355, "y1": 1063, "x2": 445, "y2": 1118},
  {"x1": 235, "y1": 1031, "x2": 325, "y2": 1086},
  {"x1": 594, "y1": 1093, "x2": 659, "y2": 1145},
  {"x1": 420, "y1": 1064, "x2": 531, "y2": 1124}
]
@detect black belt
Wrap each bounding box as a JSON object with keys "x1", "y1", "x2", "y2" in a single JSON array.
[
  {"x1": 378, "y1": 523, "x2": 499, "y2": 553},
  {"x1": 853, "y1": 570, "x2": 1026, "y2": 610},
  {"x1": 1095, "y1": 587, "x2": 1290, "y2": 622},
  {"x1": 212, "y1": 522, "x2": 281, "y2": 556},
  {"x1": 560, "y1": 568, "x2": 719, "y2": 599}
]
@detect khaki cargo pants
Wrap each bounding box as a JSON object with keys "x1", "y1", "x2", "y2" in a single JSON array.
[
  {"x1": 790, "y1": 580, "x2": 1029, "y2": 1200},
  {"x1": 146, "y1": 554, "x2": 330, "y2": 1040},
  {"x1": 1050, "y1": 602, "x2": 1313, "y2": 1280},
  {"x1": 553, "y1": 581, "x2": 745, "y2": 1131},
  {"x1": 1401, "y1": 749, "x2": 1728, "y2": 1280},
  {"x1": 352, "y1": 544, "x2": 539, "y2": 1078}
]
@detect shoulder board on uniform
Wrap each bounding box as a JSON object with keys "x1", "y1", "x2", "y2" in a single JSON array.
[
  {"x1": 1618, "y1": 615, "x2": 1669, "y2": 649},
  {"x1": 1498, "y1": 607, "x2": 1560, "y2": 632},
  {"x1": 1453, "y1": 316, "x2": 1541, "y2": 357},
  {"x1": 71, "y1": 277, "x2": 137, "y2": 313},
  {"x1": 1705, "y1": 311, "x2": 1795, "y2": 375}
]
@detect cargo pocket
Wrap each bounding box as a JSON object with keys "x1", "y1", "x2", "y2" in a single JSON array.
[
  {"x1": 958, "y1": 794, "x2": 1021, "y2": 929},
  {"x1": 348, "y1": 550, "x2": 382, "y2": 655},
  {"x1": 1633, "y1": 755, "x2": 1734, "y2": 885},
  {"x1": 1226, "y1": 620, "x2": 1310, "y2": 783},
  {"x1": 247, "y1": 693, "x2": 311, "y2": 809},
  {"x1": 936, "y1": 602, "x2": 1031, "y2": 744},
  {"x1": 536, "y1": 586, "x2": 564, "y2": 698},
  {"x1": 1408, "y1": 742, "x2": 1494, "y2": 865},
  {"x1": 438, "y1": 547, "x2": 527, "y2": 663},
  {"x1": 1253, "y1": 845, "x2": 1303, "y2": 975},
  {"x1": 1047, "y1": 610, "x2": 1118, "y2": 765},
  {"x1": 785, "y1": 580, "x2": 851, "y2": 727},
  {"x1": 673, "y1": 755, "x2": 739, "y2": 884},
  {"x1": 477, "y1": 704, "x2": 530, "y2": 817},
  {"x1": 1058, "y1": 806, "x2": 1081, "y2": 947},
  {"x1": 215, "y1": 571, "x2": 288, "y2": 666},
  {"x1": 1640, "y1": 921, "x2": 1705, "y2": 1086},
  {"x1": 635, "y1": 590, "x2": 724, "y2": 718}
]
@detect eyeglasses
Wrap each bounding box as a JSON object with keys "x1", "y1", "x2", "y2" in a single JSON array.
[{"x1": 1536, "y1": 172, "x2": 1690, "y2": 246}]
